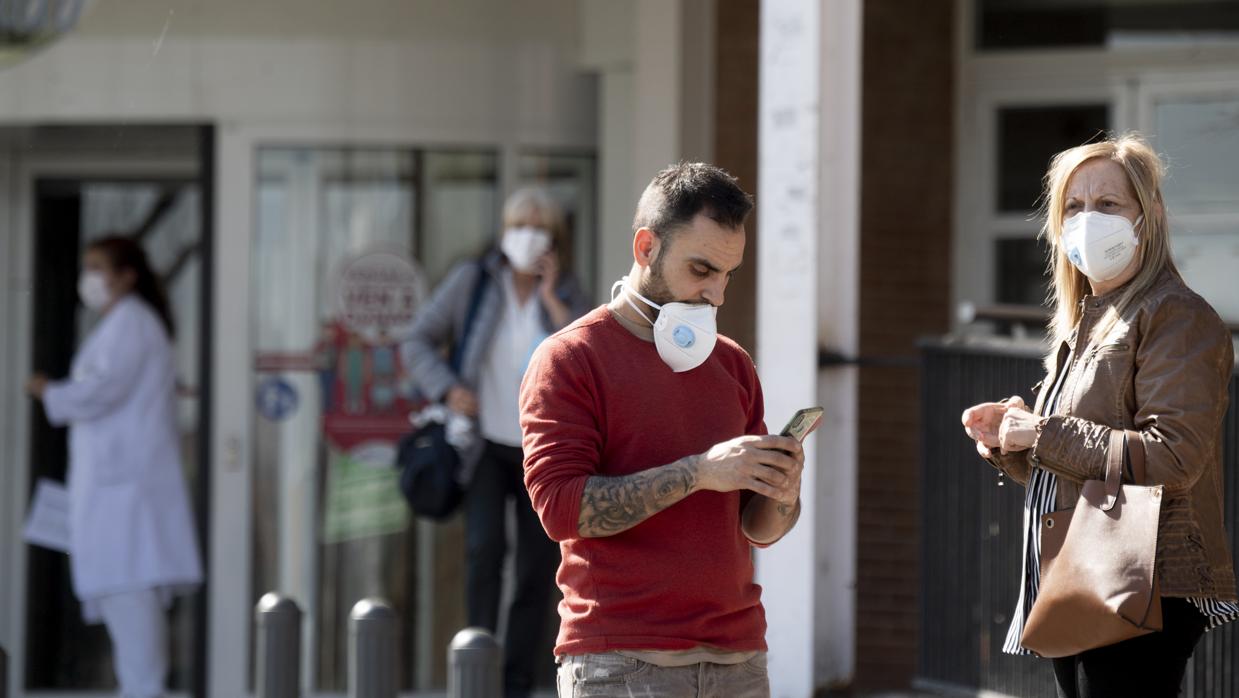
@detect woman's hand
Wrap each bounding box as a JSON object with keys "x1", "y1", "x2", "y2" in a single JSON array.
[
  {"x1": 536, "y1": 252, "x2": 561, "y2": 302},
  {"x1": 998, "y1": 401, "x2": 1041, "y2": 455},
  {"x1": 962, "y1": 397, "x2": 1021, "y2": 448},
  {"x1": 535, "y1": 253, "x2": 573, "y2": 328},
  {"x1": 445, "y1": 385, "x2": 479, "y2": 418},
  {"x1": 963, "y1": 396, "x2": 1034, "y2": 456},
  {"x1": 26, "y1": 373, "x2": 49, "y2": 400}
]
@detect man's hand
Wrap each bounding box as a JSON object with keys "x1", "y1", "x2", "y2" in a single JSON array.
[
  {"x1": 720, "y1": 435, "x2": 805, "y2": 544},
  {"x1": 696, "y1": 434, "x2": 804, "y2": 505}
]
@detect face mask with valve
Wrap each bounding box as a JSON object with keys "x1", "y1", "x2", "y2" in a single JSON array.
[
  {"x1": 1061, "y1": 211, "x2": 1142, "y2": 283},
  {"x1": 612, "y1": 276, "x2": 718, "y2": 373}
]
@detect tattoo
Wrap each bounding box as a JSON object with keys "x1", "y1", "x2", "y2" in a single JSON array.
[
  {"x1": 577, "y1": 458, "x2": 698, "y2": 537},
  {"x1": 741, "y1": 496, "x2": 801, "y2": 545}
]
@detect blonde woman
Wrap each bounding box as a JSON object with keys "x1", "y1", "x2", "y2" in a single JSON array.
[
  {"x1": 403, "y1": 187, "x2": 591, "y2": 698},
  {"x1": 962, "y1": 134, "x2": 1238, "y2": 697}
]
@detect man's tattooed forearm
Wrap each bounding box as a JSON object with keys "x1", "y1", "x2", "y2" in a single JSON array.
[{"x1": 577, "y1": 459, "x2": 698, "y2": 537}]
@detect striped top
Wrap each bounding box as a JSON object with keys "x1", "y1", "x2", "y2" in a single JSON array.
[{"x1": 1002, "y1": 351, "x2": 1239, "y2": 656}]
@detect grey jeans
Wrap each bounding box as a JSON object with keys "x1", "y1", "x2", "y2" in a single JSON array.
[{"x1": 556, "y1": 652, "x2": 770, "y2": 698}]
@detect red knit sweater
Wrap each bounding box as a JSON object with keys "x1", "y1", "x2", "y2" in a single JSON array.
[{"x1": 520, "y1": 306, "x2": 769, "y2": 656}]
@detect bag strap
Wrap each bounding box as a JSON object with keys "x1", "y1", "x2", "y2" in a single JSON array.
[
  {"x1": 449, "y1": 261, "x2": 491, "y2": 374},
  {"x1": 1124, "y1": 429, "x2": 1147, "y2": 486},
  {"x1": 1102, "y1": 429, "x2": 1125, "y2": 512}
]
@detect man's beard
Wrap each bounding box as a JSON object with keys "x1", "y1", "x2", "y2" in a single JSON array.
[{"x1": 637, "y1": 249, "x2": 676, "y2": 307}]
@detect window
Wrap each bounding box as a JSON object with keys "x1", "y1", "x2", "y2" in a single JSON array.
[{"x1": 977, "y1": 0, "x2": 1239, "y2": 51}]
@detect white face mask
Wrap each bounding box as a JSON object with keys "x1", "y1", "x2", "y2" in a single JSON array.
[
  {"x1": 1061, "y1": 211, "x2": 1142, "y2": 284},
  {"x1": 77, "y1": 271, "x2": 113, "y2": 311},
  {"x1": 501, "y1": 226, "x2": 552, "y2": 273},
  {"x1": 612, "y1": 276, "x2": 718, "y2": 373}
]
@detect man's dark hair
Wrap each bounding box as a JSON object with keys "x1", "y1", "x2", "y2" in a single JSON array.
[{"x1": 632, "y1": 162, "x2": 754, "y2": 244}]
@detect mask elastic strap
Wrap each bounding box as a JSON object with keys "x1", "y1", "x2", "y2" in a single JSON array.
[{"x1": 612, "y1": 277, "x2": 657, "y2": 326}]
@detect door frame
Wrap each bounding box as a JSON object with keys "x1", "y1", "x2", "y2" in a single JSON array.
[{"x1": 1, "y1": 143, "x2": 202, "y2": 698}]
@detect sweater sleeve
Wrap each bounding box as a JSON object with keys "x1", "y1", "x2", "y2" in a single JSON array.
[
  {"x1": 520, "y1": 334, "x2": 602, "y2": 542},
  {"x1": 743, "y1": 352, "x2": 769, "y2": 438}
]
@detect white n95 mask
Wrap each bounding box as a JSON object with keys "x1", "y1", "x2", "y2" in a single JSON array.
[
  {"x1": 612, "y1": 276, "x2": 718, "y2": 373},
  {"x1": 78, "y1": 272, "x2": 113, "y2": 311},
  {"x1": 501, "y1": 226, "x2": 552, "y2": 273},
  {"x1": 1061, "y1": 211, "x2": 1141, "y2": 283}
]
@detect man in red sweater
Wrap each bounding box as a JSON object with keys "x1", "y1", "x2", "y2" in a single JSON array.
[{"x1": 520, "y1": 163, "x2": 804, "y2": 697}]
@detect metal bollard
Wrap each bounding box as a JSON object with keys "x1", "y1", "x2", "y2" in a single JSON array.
[
  {"x1": 255, "y1": 593, "x2": 302, "y2": 698},
  {"x1": 349, "y1": 598, "x2": 397, "y2": 698},
  {"x1": 448, "y1": 627, "x2": 502, "y2": 698}
]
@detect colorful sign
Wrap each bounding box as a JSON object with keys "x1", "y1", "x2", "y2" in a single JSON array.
[
  {"x1": 317, "y1": 248, "x2": 428, "y2": 540},
  {"x1": 322, "y1": 441, "x2": 409, "y2": 543}
]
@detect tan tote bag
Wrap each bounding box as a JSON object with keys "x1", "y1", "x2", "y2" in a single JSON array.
[{"x1": 1020, "y1": 429, "x2": 1163, "y2": 658}]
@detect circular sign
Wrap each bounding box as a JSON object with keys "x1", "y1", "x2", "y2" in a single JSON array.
[
  {"x1": 256, "y1": 377, "x2": 299, "y2": 422},
  {"x1": 336, "y1": 251, "x2": 425, "y2": 345}
]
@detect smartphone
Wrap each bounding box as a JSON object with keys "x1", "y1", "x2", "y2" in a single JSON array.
[{"x1": 780, "y1": 407, "x2": 825, "y2": 443}]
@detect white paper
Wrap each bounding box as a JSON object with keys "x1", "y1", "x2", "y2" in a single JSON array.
[{"x1": 23, "y1": 478, "x2": 70, "y2": 553}]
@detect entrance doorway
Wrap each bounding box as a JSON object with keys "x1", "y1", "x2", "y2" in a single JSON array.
[{"x1": 1, "y1": 125, "x2": 212, "y2": 698}]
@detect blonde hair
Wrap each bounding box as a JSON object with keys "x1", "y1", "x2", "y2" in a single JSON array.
[
  {"x1": 1040, "y1": 133, "x2": 1180, "y2": 356},
  {"x1": 503, "y1": 187, "x2": 566, "y2": 241}
]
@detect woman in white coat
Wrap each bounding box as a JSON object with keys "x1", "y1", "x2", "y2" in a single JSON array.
[{"x1": 26, "y1": 236, "x2": 203, "y2": 698}]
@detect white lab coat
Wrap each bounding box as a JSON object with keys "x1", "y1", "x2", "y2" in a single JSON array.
[{"x1": 43, "y1": 294, "x2": 203, "y2": 623}]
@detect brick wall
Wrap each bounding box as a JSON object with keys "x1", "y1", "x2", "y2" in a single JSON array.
[
  {"x1": 855, "y1": 0, "x2": 955, "y2": 688},
  {"x1": 713, "y1": 0, "x2": 759, "y2": 356}
]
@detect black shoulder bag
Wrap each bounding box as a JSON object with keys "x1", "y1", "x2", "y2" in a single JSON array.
[{"x1": 397, "y1": 262, "x2": 490, "y2": 520}]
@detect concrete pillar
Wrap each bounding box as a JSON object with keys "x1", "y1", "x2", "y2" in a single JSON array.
[{"x1": 756, "y1": 0, "x2": 862, "y2": 694}]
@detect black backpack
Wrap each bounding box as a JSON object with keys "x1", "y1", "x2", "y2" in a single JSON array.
[{"x1": 397, "y1": 262, "x2": 490, "y2": 521}]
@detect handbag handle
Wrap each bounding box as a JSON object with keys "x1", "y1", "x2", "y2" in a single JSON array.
[
  {"x1": 1125, "y1": 429, "x2": 1147, "y2": 485},
  {"x1": 1102, "y1": 430, "x2": 1124, "y2": 512},
  {"x1": 1101, "y1": 428, "x2": 1149, "y2": 512}
]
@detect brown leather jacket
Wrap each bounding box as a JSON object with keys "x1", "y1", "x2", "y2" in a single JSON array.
[{"x1": 989, "y1": 270, "x2": 1237, "y2": 601}]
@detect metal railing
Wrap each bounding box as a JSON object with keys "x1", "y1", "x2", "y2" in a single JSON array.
[{"x1": 918, "y1": 339, "x2": 1239, "y2": 697}]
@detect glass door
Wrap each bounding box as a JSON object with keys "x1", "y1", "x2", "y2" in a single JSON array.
[{"x1": 248, "y1": 146, "x2": 498, "y2": 692}]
